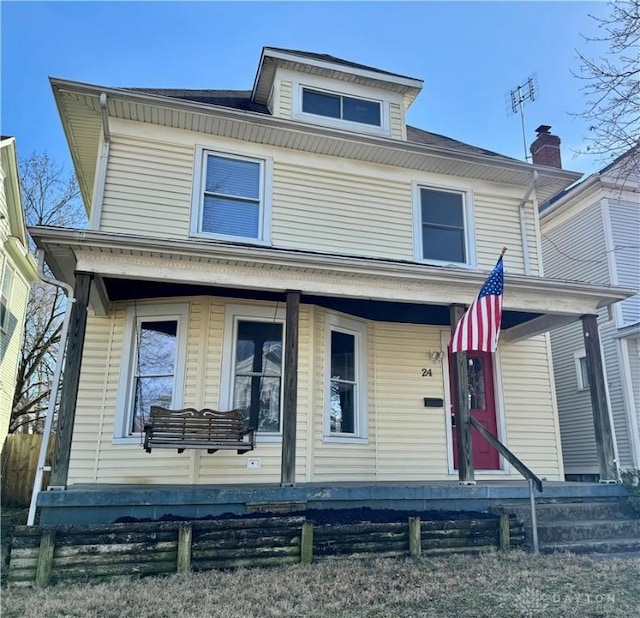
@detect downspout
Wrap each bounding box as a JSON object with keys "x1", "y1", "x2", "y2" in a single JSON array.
[
  {"x1": 27, "y1": 251, "x2": 76, "y2": 526},
  {"x1": 88, "y1": 93, "x2": 111, "y2": 230},
  {"x1": 518, "y1": 170, "x2": 538, "y2": 276}
]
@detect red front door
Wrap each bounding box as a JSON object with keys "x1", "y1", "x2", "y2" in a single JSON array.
[{"x1": 450, "y1": 350, "x2": 500, "y2": 470}]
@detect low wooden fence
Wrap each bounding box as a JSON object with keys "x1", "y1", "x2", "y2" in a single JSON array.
[
  {"x1": 1, "y1": 434, "x2": 55, "y2": 507},
  {"x1": 7, "y1": 513, "x2": 524, "y2": 587}
]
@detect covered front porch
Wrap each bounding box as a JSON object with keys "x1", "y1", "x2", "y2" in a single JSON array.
[{"x1": 30, "y1": 227, "x2": 633, "y2": 514}]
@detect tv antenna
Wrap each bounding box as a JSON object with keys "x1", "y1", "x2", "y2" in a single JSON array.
[{"x1": 505, "y1": 74, "x2": 538, "y2": 162}]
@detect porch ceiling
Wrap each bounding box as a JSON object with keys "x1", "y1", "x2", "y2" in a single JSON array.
[{"x1": 31, "y1": 227, "x2": 634, "y2": 341}]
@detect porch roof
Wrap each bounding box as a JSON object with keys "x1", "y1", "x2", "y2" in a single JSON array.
[{"x1": 31, "y1": 226, "x2": 634, "y2": 342}]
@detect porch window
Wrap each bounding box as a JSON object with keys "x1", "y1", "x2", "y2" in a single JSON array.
[
  {"x1": 325, "y1": 315, "x2": 367, "y2": 441},
  {"x1": 0, "y1": 263, "x2": 14, "y2": 333},
  {"x1": 221, "y1": 305, "x2": 286, "y2": 436},
  {"x1": 115, "y1": 304, "x2": 189, "y2": 440},
  {"x1": 414, "y1": 186, "x2": 474, "y2": 266},
  {"x1": 233, "y1": 320, "x2": 283, "y2": 432},
  {"x1": 191, "y1": 149, "x2": 271, "y2": 243}
]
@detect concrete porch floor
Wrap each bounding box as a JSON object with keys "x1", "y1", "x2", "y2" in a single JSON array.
[{"x1": 36, "y1": 480, "x2": 629, "y2": 525}]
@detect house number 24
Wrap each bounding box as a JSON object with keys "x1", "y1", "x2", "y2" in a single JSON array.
[{"x1": 421, "y1": 368, "x2": 433, "y2": 377}]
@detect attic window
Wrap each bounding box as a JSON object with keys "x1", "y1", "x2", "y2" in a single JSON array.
[{"x1": 302, "y1": 88, "x2": 381, "y2": 127}]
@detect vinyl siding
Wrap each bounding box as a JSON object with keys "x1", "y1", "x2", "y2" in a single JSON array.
[
  {"x1": 601, "y1": 312, "x2": 633, "y2": 468},
  {"x1": 71, "y1": 299, "x2": 563, "y2": 484},
  {"x1": 500, "y1": 336, "x2": 562, "y2": 479},
  {"x1": 97, "y1": 120, "x2": 539, "y2": 275},
  {"x1": 389, "y1": 102, "x2": 404, "y2": 140},
  {"x1": 99, "y1": 134, "x2": 194, "y2": 238},
  {"x1": 0, "y1": 272, "x2": 28, "y2": 446},
  {"x1": 278, "y1": 81, "x2": 293, "y2": 119},
  {"x1": 609, "y1": 199, "x2": 640, "y2": 326},
  {"x1": 542, "y1": 201, "x2": 610, "y2": 475},
  {"x1": 548, "y1": 321, "x2": 599, "y2": 474},
  {"x1": 628, "y1": 336, "x2": 640, "y2": 451}
]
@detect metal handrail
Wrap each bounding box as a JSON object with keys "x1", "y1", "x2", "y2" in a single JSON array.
[{"x1": 469, "y1": 415, "x2": 541, "y2": 553}]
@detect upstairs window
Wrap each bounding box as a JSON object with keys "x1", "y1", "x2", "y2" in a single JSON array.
[
  {"x1": 0, "y1": 264, "x2": 14, "y2": 333},
  {"x1": 191, "y1": 150, "x2": 271, "y2": 243},
  {"x1": 414, "y1": 186, "x2": 474, "y2": 266},
  {"x1": 302, "y1": 88, "x2": 381, "y2": 127}
]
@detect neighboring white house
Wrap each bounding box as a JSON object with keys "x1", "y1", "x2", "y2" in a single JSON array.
[
  {"x1": 541, "y1": 147, "x2": 640, "y2": 479},
  {"x1": 0, "y1": 137, "x2": 39, "y2": 448},
  {"x1": 30, "y1": 48, "x2": 631, "y2": 493}
]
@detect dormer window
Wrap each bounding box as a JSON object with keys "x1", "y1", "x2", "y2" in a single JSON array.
[{"x1": 302, "y1": 88, "x2": 381, "y2": 127}]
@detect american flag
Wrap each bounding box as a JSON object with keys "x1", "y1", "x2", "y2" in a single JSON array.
[{"x1": 450, "y1": 256, "x2": 504, "y2": 353}]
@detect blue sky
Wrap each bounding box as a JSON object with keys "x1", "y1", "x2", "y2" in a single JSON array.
[{"x1": 2, "y1": 1, "x2": 611, "y2": 178}]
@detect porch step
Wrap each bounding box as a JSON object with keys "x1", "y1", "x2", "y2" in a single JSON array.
[
  {"x1": 493, "y1": 497, "x2": 640, "y2": 556},
  {"x1": 541, "y1": 537, "x2": 640, "y2": 555},
  {"x1": 493, "y1": 499, "x2": 634, "y2": 523},
  {"x1": 537, "y1": 519, "x2": 640, "y2": 544}
]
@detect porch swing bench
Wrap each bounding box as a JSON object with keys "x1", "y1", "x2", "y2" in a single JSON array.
[{"x1": 143, "y1": 406, "x2": 256, "y2": 454}]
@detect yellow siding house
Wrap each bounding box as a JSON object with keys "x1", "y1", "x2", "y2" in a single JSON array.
[
  {"x1": 0, "y1": 137, "x2": 38, "y2": 448},
  {"x1": 30, "y1": 49, "x2": 633, "y2": 522}
]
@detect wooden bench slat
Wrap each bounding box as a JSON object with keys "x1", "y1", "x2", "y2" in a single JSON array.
[{"x1": 143, "y1": 406, "x2": 256, "y2": 454}]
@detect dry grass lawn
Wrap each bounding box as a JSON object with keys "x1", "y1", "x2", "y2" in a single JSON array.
[{"x1": 2, "y1": 550, "x2": 639, "y2": 618}]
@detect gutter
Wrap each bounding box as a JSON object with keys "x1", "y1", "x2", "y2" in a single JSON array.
[
  {"x1": 88, "y1": 93, "x2": 111, "y2": 230},
  {"x1": 518, "y1": 170, "x2": 538, "y2": 275},
  {"x1": 27, "y1": 251, "x2": 75, "y2": 526}
]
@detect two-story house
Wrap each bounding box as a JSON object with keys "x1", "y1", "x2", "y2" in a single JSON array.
[
  {"x1": 541, "y1": 146, "x2": 640, "y2": 480},
  {"x1": 30, "y1": 49, "x2": 631, "y2": 523},
  {"x1": 0, "y1": 137, "x2": 38, "y2": 449}
]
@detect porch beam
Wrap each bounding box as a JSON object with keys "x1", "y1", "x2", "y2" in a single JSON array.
[
  {"x1": 50, "y1": 272, "x2": 93, "y2": 488},
  {"x1": 281, "y1": 290, "x2": 300, "y2": 486},
  {"x1": 581, "y1": 314, "x2": 618, "y2": 481},
  {"x1": 449, "y1": 304, "x2": 474, "y2": 484}
]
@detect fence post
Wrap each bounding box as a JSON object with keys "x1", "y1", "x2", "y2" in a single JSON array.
[
  {"x1": 35, "y1": 529, "x2": 56, "y2": 587},
  {"x1": 499, "y1": 514, "x2": 510, "y2": 550},
  {"x1": 300, "y1": 521, "x2": 314, "y2": 564},
  {"x1": 177, "y1": 523, "x2": 192, "y2": 573},
  {"x1": 409, "y1": 517, "x2": 422, "y2": 557}
]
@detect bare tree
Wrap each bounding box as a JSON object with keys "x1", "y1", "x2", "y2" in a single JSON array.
[
  {"x1": 10, "y1": 153, "x2": 85, "y2": 433},
  {"x1": 574, "y1": 0, "x2": 640, "y2": 174}
]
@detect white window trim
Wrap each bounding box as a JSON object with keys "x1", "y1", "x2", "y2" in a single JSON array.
[
  {"x1": 190, "y1": 146, "x2": 273, "y2": 245},
  {"x1": 324, "y1": 314, "x2": 368, "y2": 443},
  {"x1": 291, "y1": 74, "x2": 391, "y2": 137},
  {"x1": 574, "y1": 350, "x2": 589, "y2": 391},
  {"x1": 220, "y1": 304, "x2": 286, "y2": 442},
  {"x1": 0, "y1": 262, "x2": 14, "y2": 334},
  {"x1": 412, "y1": 182, "x2": 477, "y2": 268},
  {"x1": 113, "y1": 303, "x2": 189, "y2": 444}
]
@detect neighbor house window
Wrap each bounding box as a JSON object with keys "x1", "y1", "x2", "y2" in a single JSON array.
[
  {"x1": 0, "y1": 264, "x2": 14, "y2": 333},
  {"x1": 325, "y1": 315, "x2": 367, "y2": 440},
  {"x1": 415, "y1": 186, "x2": 473, "y2": 265},
  {"x1": 302, "y1": 88, "x2": 381, "y2": 127},
  {"x1": 115, "y1": 304, "x2": 189, "y2": 440},
  {"x1": 575, "y1": 352, "x2": 590, "y2": 391},
  {"x1": 191, "y1": 149, "x2": 271, "y2": 242},
  {"x1": 221, "y1": 305, "x2": 285, "y2": 435}
]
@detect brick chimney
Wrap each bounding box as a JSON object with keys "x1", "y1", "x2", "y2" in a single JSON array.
[{"x1": 530, "y1": 125, "x2": 562, "y2": 168}]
